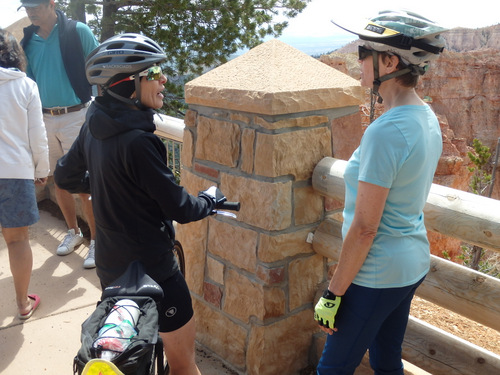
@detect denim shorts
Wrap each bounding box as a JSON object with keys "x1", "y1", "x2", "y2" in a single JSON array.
[{"x1": 0, "y1": 179, "x2": 39, "y2": 228}]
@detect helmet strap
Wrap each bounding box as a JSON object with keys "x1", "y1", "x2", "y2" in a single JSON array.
[
  {"x1": 133, "y1": 75, "x2": 148, "y2": 110},
  {"x1": 370, "y1": 50, "x2": 383, "y2": 123},
  {"x1": 105, "y1": 75, "x2": 148, "y2": 110},
  {"x1": 369, "y1": 50, "x2": 412, "y2": 123},
  {"x1": 106, "y1": 89, "x2": 138, "y2": 108}
]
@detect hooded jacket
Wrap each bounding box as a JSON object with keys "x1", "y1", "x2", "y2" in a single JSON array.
[
  {"x1": 0, "y1": 67, "x2": 49, "y2": 179},
  {"x1": 55, "y1": 97, "x2": 213, "y2": 287}
]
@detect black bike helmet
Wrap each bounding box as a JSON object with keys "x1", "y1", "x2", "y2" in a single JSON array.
[{"x1": 85, "y1": 33, "x2": 167, "y2": 108}]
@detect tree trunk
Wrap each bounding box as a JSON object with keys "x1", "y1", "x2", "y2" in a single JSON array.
[
  {"x1": 470, "y1": 245, "x2": 483, "y2": 270},
  {"x1": 101, "y1": 2, "x2": 117, "y2": 41},
  {"x1": 72, "y1": 0, "x2": 87, "y2": 23}
]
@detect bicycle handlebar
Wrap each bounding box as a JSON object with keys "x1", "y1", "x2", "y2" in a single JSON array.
[{"x1": 218, "y1": 201, "x2": 240, "y2": 211}]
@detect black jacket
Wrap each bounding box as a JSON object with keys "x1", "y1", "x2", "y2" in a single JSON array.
[{"x1": 55, "y1": 97, "x2": 213, "y2": 287}]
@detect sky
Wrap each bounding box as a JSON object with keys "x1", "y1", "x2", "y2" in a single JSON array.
[
  {"x1": 2, "y1": 0, "x2": 499, "y2": 38},
  {"x1": 275, "y1": 0, "x2": 500, "y2": 37}
]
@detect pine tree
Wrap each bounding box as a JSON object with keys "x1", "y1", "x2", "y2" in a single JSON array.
[{"x1": 58, "y1": 0, "x2": 309, "y2": 115}]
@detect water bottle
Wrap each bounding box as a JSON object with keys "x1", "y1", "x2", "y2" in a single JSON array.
[
  {"x1": 104, "y1": 299, "x2": 140, "y2": 327},
  {"x1": 93, "y1": 299, "x2": 140, "y2": 360}
]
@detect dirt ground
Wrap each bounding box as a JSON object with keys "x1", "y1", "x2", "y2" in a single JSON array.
[{"x1": 410, "y1": 296, "x2": 500, "y2": 355}]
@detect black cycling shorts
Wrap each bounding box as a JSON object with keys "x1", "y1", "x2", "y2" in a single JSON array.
[{"x1": 157, "y1": 270, "x2": 194, "y2": 332}]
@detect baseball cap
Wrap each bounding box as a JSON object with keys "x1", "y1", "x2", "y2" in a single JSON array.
[{"x1": 18, "y1": 0, "x2": 50, "y2": 11}]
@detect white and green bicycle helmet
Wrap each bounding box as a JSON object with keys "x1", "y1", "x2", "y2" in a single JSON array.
[
  {"x1": 332, "y1": 9, "x2": 448, "y2": 121},
  {"x1": 334, "y1": 10, "x2": 447, "y2": 67}
]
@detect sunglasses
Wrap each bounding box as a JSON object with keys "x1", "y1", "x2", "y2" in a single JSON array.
[
  {"x1": 109, "y1": 66, "x2": 163, "y2": 88},
  {"x1": 358, "y1": 45, "x2": 373, "y2": 61},
  {"x1": 139, "y1": 65, "x2": 163, "y2": 81}
]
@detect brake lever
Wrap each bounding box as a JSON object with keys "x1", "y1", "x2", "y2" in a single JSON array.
[{"x1": 214, "y1": 210, "x2": 237, "y2": 218}]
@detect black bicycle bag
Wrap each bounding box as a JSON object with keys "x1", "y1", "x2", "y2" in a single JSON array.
[
  {"x1": 73, "y1": 295, "x2": 159, "y2": 375},
  {"x1": 74, "y1": 261, "x2": 164, "y2": 375}
]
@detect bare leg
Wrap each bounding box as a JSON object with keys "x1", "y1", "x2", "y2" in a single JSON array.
[
  {"x1": 3, "y1": 226, "x2": 33, "y2": 315},
  {"x1": 79, "y1": 193, "x2": 96, "y2": 240},
  {"x1": 160, "y1": 316, "x2": 201, "y2": 375},
  {"x1": 55, "y1": 184, "x2": 79, "y2": 233}
]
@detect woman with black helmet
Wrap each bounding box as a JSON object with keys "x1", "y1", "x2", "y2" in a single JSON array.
[
  {"x1": 313, "y1": 10, "x2": 447, "y2": 374},
  {"x1": 54, "y1": 33, "x2": 223, "y2": 375}
]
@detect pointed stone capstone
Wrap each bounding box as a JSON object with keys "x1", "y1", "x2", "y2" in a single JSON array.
[{"x1": 185, "y1": 39, "x2": 363, "y2": 115}]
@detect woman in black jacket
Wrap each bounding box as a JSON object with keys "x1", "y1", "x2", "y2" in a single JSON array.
[{"x1": 55, "y1": 33, "x2": 222, "y2": 375}]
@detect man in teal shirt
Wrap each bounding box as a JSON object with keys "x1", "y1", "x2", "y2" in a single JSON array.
[{"x1": 19, "y1": 0, "x2": 99, "y2": 268}]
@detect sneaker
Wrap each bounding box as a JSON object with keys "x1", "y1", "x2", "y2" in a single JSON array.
[
  {"x1": 56, "y1": 228, "x2": 84, "y2": 256},
  {"x1": 83, "y1": 240, "x2": 96, "y2": 269}
]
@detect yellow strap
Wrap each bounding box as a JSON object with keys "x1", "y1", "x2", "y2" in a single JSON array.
[{"x1": 81, "y1": 359, "x2": 125, "y2": 375}]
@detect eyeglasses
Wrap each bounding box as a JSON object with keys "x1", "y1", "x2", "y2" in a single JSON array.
[
  {"x1": 358, "y1": 45, "x2": 373, "y2": 61},
  {"x1": 109, "y1": 66, "x2": 163, "y2": 88}
]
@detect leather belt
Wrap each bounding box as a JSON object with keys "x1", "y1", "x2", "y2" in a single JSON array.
[{"x1": 42, "y1": 102, "x2": 89, "y2": 116}]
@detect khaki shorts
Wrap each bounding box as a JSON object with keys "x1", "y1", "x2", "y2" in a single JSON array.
[{"x1": 44, "y1": 107, "x2": 88, "y2": 176}]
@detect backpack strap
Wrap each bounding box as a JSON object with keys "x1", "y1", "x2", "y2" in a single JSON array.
[
  {"x1": 56, "y1": 9, "x2": 92, "y2": 104},
  {"x1": 20, "y1": 24, "x2": 38, "y2": 50}
]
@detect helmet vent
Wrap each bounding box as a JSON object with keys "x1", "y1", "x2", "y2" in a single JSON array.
[
  {"x1": 413, "y1": 51, "x2": 428, "y2": 57},
  {"x1": 135, "y1": 44, "x2": 159, "y2": 53},
  {"x1": 95, "y1": 57, "x2": 112, "y2": 64},
  {"x1": 107, "y1": 42, "x2": 126, "y2": 50},
  {"x1": 125, "y1": 56, "x2": 146, "y2": 63}
]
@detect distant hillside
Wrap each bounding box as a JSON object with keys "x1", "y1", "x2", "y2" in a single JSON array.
[
  {"x1": 336, "y1": 24, "x2": 500, "y2": 54},
  {"x1": 444, "y1": 25, "x2": 500, "y2": 51}
]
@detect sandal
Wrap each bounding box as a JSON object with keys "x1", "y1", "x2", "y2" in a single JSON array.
[{"x1": 18, "y1": 294, "x2": 41, "y2": 320}]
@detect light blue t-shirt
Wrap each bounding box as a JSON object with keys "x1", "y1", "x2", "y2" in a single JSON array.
[
  {"x1": 343, "y1": 104, "x2": 442, "y2": 288},
  {"x1": 25, "y1": 23, "x2": 98, "y2": 108}
]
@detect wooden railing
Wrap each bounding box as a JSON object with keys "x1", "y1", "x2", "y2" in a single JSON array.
[{"x1": 312, "y1": 157, "x2": 500, "y2": 375}]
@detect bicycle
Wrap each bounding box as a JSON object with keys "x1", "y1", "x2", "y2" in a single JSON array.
[{"x1": 74, "y1": 201, "x2": 240, "y2": 375}]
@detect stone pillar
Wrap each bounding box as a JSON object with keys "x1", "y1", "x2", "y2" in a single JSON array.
[{"x1": 177, "y1": 39, "x2": 363, "y2": 374}]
